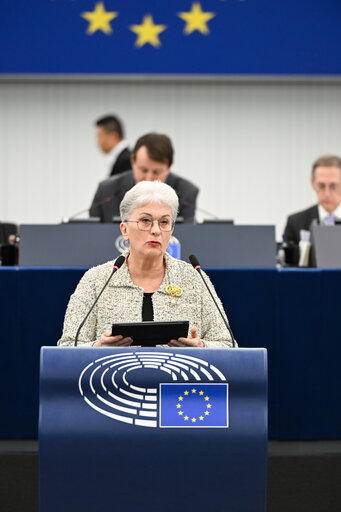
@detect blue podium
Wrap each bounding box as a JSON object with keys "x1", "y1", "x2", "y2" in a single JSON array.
[{"x1": 39, "y1": 347, "x2": 267, "y2": 512}]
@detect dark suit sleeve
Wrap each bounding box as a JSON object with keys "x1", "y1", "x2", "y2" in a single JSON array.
[
  {"x1": 177, "y1": 181, "x2": 199, "y2": 223},
  {"x1": 90, "y1": 172, "x2": 132, "y2": 222},
  {"x1": 89, "y1": 182, "x2": 104, "y2": 218},
  {"x1": 283, "y1": 206, "x2": 319, "y2": 246},
  {"x1": 179, "y1": 193, "x2": 198, "y2": 223},
  {"x1": 110, "y1": 149, "x2": 132, "y2": 177},
  {"x1": 283, "y1": 214, "x2": 299, "y2": 245}
]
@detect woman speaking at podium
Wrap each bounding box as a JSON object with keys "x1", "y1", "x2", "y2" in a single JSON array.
[{"x1": 58, "y1": 181, "x2": 235, "y2": 348}]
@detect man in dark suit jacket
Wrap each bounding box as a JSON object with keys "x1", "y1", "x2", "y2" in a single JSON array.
[
  {"x1": 284, "y1": 155, "x2": 341, "y2": 247},
  {"x1": 95, "y1": 115, "x2": 131, "y2": 177},
  {"x1": 90, "y1": 133, "x2": 199, "y2": 223},
  {"x1": 284, "y1": 205, "x2": 319, "y2": 246}
]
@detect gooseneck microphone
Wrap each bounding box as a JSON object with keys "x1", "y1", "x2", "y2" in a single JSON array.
[
  {"x1": 189, "y1": 254, "x2": 236, "y2": 348},
  {"x1": 74, "y1": 255, "x2": 125, "y2": 346},
  {"x1": 63, "y1": 196, "x2": 113, "y2": 223},
  {"x1": 180, "y1": 200, "x2": 220, "y2": 220}
]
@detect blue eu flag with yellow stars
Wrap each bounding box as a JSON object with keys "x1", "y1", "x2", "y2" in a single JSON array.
[{"x1": 160, "y1": 384, "x2": 228, "y2": 428}]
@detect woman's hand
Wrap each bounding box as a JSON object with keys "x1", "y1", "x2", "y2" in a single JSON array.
[
  {"x1": 168, "y1": 326, "x2": 204, "y2": 348},
  {"x1": 93, "y1": 330, "x2": 133, "y2": 347}
]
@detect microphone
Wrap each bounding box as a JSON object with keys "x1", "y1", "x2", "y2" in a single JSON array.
[
  {"x1": 180, "y1": 200, "x2": 220, "y2": 220},
  {"x1": 189, "y1": 254, "x2": 236, "y2": 348},
  {"x1": 62, "y1": 196, "x2": 113, "y2": 223},
  {"x1": 74, "y1": 255, "x2": 125, "y2": 346}
]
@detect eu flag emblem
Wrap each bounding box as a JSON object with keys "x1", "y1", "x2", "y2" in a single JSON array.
[{"x1": 160, "y1": 384, "x2": 228, "y2": 428}]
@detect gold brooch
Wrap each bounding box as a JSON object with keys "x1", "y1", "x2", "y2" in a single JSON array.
[{"x1": 165, "y1": 284, "x2": 183, "y2": 306}]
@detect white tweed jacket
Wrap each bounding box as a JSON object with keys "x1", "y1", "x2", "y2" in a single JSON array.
[{"x1": 57, "y1": 252, "x2": 234, "y2": 348}]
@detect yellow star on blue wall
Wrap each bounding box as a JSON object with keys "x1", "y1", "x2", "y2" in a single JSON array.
[
  {"x1": 178, "y1": 2, "x2": 215, "y2": 35},
  {"x1": 130, "y1": 15, "x2": 167, "y2": 48},
  {"x1": 81, "y1": 2, "x2": 118, "y2": 35}
]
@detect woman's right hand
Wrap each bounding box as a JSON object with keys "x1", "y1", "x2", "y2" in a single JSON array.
[{"x1": 93, "y1": 330, "x2": 133, "y2": 347}]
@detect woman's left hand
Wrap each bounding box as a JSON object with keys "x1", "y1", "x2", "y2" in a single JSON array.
[{"x1": 168, "y1": 326, "x2": 204, "y2": 347}]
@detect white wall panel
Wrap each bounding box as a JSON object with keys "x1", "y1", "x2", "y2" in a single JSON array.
[{"x1": 1, "y1": 80, "x2": 341, "y2": 239}]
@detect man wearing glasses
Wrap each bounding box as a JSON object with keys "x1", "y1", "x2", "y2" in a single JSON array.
[
  {"x1": 283, "y1": 155, "x2": 341, "y2": 247},
  {"x1": 90, "y1": 132, "x2": 199, "y2": 223}
]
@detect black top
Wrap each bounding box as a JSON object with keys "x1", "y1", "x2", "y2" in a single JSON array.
[{"x1": 142, "y1": 293, "x2": 154, "y2": 321}]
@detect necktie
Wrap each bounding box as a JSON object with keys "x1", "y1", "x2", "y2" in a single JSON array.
[{"x1": 325, "y1": 214, "x2": 335, "y2": 226}]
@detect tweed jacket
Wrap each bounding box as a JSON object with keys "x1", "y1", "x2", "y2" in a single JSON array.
[{"x1": 58, "y1": 253, "x2": 233, "y2": 348}]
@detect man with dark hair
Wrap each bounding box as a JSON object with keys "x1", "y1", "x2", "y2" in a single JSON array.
[
  {"x1": 90, "y1": 133, "x2": 199, "y2": 223},
  {"x1": 95, "y1": 115, "x2": 131, "y2": 177},
  {"x1": 283, "y1": 154, "x2": 341, "y2": 245}
]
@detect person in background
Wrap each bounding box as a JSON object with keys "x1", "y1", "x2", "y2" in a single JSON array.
[
  {"x1": 90, "y1": 133, "x2": 199, "y2": 223},
  {"x1": 283, "y1": 155, "x2": 341, "y2": 247},
  {"x1": 95, "y1": 115, "x2": 131, "y2": 177},
  {"x1": 0, "y1": 222, "x2": 18, "y2": 265},
  {"x1": 58, "y1": 181, "x2": 233, "y2": 348}
]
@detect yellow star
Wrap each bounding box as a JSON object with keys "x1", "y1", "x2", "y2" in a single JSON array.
[
  {"x1": 130, "y1": 15, "x2": 166, "y2": 48},
  {"x1": 178, "y1": 410, "x2": 184, "y2": 416},
  {"x1": 199, "y1": 416, "x2": 204, "y2": 421},
  {"x1": 176, "y1": 403, "x2": 182, "y2": 409},
  {"x1": 191, "y1": 388, "x2": 197, "y2": 394},
  {"x1": 191, "y1": 417, "x2": 197, "y2": 422},
  {"x1": 81, "y1": 2, "x2": 118, "y2": 35},
  {"x1": 178, "y1": 2, "x2": 215, "y2": 35},
  {"x1": 207, "y1": 403, "x2": 212, "y2": 409},
  {"x1": 184, "y1": 416, "x2": 189, "y2": 421},
  {"x1": 199, "y1": 390, "x2": 204, "y2": 395},
  {"x1": 178, "y1": 396, "x2": 183, "y2": 401},
  {"x1": 205, "y1": 396, "x2": 209, "y2": 401},
  {"x1": 205, "y1": 411, "x2": 210, "y2": 416},
  {"x1": 184, "y1": 390, "x2": 189, "y2": 395}
]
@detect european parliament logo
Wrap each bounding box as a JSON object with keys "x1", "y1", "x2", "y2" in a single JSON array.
[{"x1": 78, "y1": 351, "x2": 229, "y2": 429}]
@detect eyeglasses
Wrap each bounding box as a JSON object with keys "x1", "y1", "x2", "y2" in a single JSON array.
[
  {"x1": 125, "y1": 217, "x2": 175, "y2": 232},
  {"x1": 315, "y1": 183, "x2": 340, "y2": 192}
]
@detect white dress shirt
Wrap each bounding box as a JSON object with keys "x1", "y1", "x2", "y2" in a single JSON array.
[{"x1": 318, "y1": 203, "x2": 341, "y2": 224}]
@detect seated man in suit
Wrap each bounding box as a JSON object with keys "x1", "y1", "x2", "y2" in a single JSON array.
[
  {"x1": 95, "y1": 115, "x2": 131, "y2": 177},
  {"x1": 90, "y1": 133, "x2": 199, "y2": 223},
  {"x1": 284, "y1": 155, "x2": 341, "y2": 247}
]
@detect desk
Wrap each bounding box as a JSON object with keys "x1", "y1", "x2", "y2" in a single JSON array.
[{"x1": 0, "y1": 267, "x2": 340, "y2": 440}]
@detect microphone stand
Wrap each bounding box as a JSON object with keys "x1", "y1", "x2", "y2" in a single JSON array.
[
  {"x1": 189, "y1": 254, "x2": 236, "y2": 348},
  {"x1": 62, "y1": 196, "x2": 113, "y2": 223},
  {"x1": 74, "y1": 255, "x2": 125, "y2": 346}
]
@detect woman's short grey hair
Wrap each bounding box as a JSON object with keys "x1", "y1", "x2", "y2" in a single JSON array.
[{"x1": 120, "y1": 181, "x2": 179, "y2": 221}]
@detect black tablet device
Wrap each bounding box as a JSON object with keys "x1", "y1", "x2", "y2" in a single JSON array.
[{"x1": 111, "y1": 320, "x2": 189, "y2": 346}]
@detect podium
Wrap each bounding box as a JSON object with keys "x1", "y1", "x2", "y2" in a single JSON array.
[{"x1": 39, "y1": 347, "x2": 267, "y2": 511}]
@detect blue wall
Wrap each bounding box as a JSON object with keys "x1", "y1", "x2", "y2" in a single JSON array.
[{"x1": 1, "y1": 0, "x2": 341, "y2": 75}]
